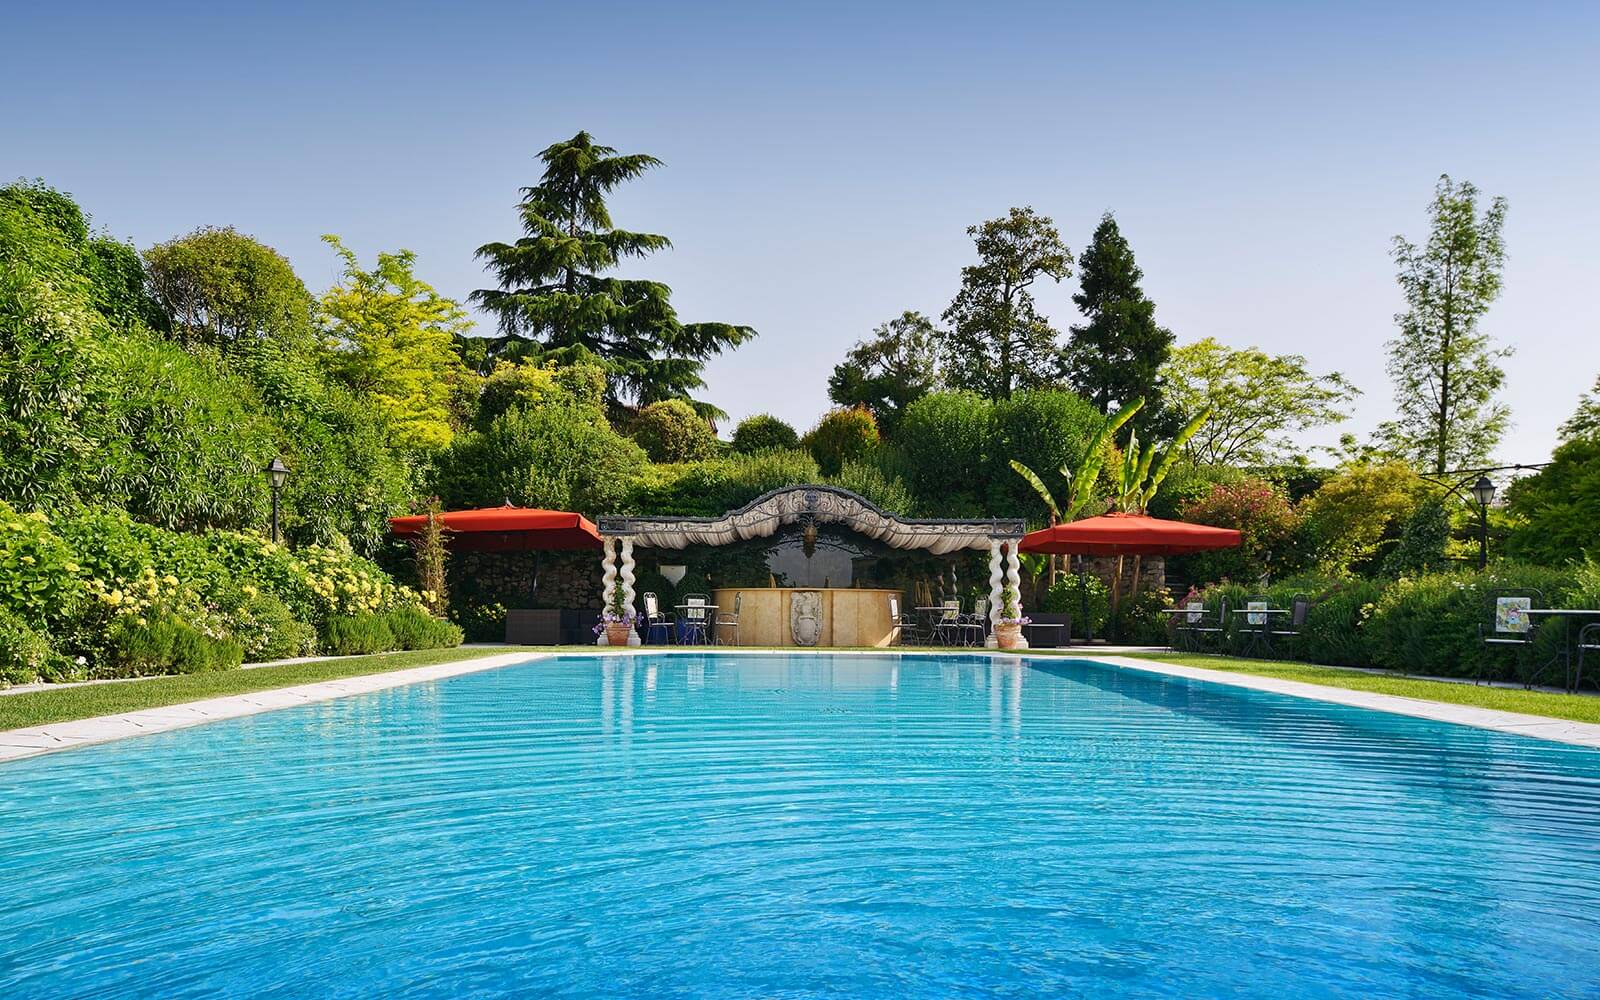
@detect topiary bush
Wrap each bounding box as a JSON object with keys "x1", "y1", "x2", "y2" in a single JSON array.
[
  {"x1": 630, "y1": 399, "x2": 715, "y2": 463},
  {"x1": 803, "y1": 407, "x2": 880, "y2": 477},
  {"x1": 384, "y1": 604, "x2": 464, "y2": 651},
  {"x1": 319, "y1": 614, "x2": 395, "y2": 656},
  {"x1": 731, "y1": 414, "x2": 800, "y2": 454}
]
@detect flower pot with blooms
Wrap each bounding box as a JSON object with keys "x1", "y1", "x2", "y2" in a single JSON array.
[
  {"x1": 994, "y1": 583, "x2": 1029, "y2": 650},
  {"x1": 597, "y1": 587, "x2": 637, "y2": 646}
]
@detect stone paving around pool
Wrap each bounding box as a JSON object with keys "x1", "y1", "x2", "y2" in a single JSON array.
[{"x1": 3, "y1": 648, "x2": 1600, "y2": 764}]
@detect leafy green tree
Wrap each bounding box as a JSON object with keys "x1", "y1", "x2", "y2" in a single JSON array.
[
  {"x1": 1504, "y1": 437, "x2": 1600, "y2": 564},
  {"x1": 1378, "y1": 176, "x2": 1511, "y2": 474},
  {"x1": 1010, "y1": 398, "x2": 1143, "y2": 525},
  {"x1": 731, "y1": 414, "x2": 799, "y2": 454},
  {"x1": 1162, "y1": 337, "x2": 1359, "y2": 466},
  {"x1": 144, "y1": 226, "x2": 315, "y2": 349},
  {"x1": 1063, "y1": 213, "x2": 1173, "y2": 422},
  {"x1": 631, "y1": 399, "x2": 715, "y2": 463},
  {"x1": 1559, "y1": 374, "x2": 1600, "y2": 442},
  {"x1": 0, "y1": 192, "x2": 109, "y2": 509},
  {"x1": 940, "y1": 207, "x2": 1072, "y2": 400},
  {"x1": 827, "y1": 311, "x2": 943, "y2": 435},
  {"x1": 803, "y1": 408, "x2": 880, "y2": 476},
  {"x1": 987, "y1": 389, "x2": 1103, "y2": 519},
  {"x1": 0, "y1": 180, "x2": 165, "y2": 330},
  {"x1": 476, "y1": 360, "x2": 607, "y2": 429},
  {"x1": 317, "y1": 235, "x2": 474, "y2": 452},
  {"x1": 472, "y1": 131, "x2": 755, "y2": 418},
  {"x1": 1295, "y1": 462, "x2": 1430, "y2": 576},
  {"x1": 434, "y1": 405, "x2": 648, "y2": 515}
]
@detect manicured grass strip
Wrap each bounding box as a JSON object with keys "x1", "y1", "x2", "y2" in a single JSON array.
[
  {"x1": 0, "y1": 646, "x2": 545, "y2": 731},
  {"x1": 1112, "y1": 651, "x2": 1600, "y2": 726}
]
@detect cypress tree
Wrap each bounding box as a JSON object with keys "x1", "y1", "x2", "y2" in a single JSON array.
[{"x1": 1063, "y1": 213, "x2": 1174, "y2": 425}]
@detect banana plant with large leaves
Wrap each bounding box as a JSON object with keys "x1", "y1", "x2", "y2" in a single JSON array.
[{"x1": 1009, "y1": 398, "x2": 1146, "y2": 524}]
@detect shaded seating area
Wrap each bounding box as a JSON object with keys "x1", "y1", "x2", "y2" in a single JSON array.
[
  {"x1": 1023, "y1": 512, "x2": 1242, "y2": 649},
  {"x1": 388, "y1": 505, "x2": 604, "y2": 645},
  {"x1": 595, "y1": 485, "x2": 1027, "y2": 648}
]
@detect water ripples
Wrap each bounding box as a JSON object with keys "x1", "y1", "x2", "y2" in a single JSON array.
[{"x1": 3, "y1": 652, "x2": 1600, "y2": 998}]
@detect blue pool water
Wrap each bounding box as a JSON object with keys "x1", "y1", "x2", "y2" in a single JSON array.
[{"x1": 3, "y1": 653, "x2": 1600, "y2": 998}]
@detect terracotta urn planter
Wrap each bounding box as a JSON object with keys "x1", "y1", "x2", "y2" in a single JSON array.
[
  {"x1": 605, "y1": 622, "x2": 633, "y2": 646},
  {"x1": 994, "y1": 621, "x2": 1024, "y2": 650}
]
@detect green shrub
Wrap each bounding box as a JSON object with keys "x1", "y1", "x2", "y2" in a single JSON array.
[
  {"x1": 1179, "y1": 478, "x2": 1300, "y2": 584},
  {"x1": 0, "y1": 607, "x2": 55, "y2": 686},
  {"x1": 385, "y1": 605, "x2": 464, "y2": 651},
  {"x1": 803, "y1": 407, "x2": 880, "y2": 477},
  {"x1": 731, "y1": 414, "x2": 800, "y2": 454},
  {"x1": 986, "y1": 389, "x2": 1102, "y2": 519},
  {"x1": 1110, "y1": 587, "x2": 1173, "y2": 644},
  {"x1": 0, "y1": 502, "x2": 83, "y2": 626},
  {"x1": 631, "y1": 399, "x2": 715, "y2": 463},
  {"x1": 1042, "y1": 574, "x2": 1109, "y2": 638},
  {"x1": 829, "y1": 461, "x2": 914, "y2": 515},
  {"x1": 435, "y1": 403, "x2": 648, "y2": 515},
  {"x1": 1505, "y1": 437, "x2": 1600, "y2": 565},
  {"x1": 1355, "y1": 564, "x2": 1578, "y2": 679},
  {"x1": 897, "y1": 392, "x2": 991, "y2": 515},
  {"x1": 233, "y1": 591, "x2": 317, "y2": 662},
  {"x1": 319, "y1": 613, "x2": 396, "y2": 656},
  {"x1": 100, "y1": 613, "x2": 244, "y2": 678},
  {"x1": 451, "y1": 600, "x2": 507, "y2": 643}
]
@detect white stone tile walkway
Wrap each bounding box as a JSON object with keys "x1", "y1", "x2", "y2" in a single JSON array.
[{"x1": 4, "y1": 647, "x2": 1599, "y2": 766}]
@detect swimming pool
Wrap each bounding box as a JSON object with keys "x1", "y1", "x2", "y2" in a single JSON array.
[{"x1": 2, "y1": 652, "x2": 1598, "y2": 997}]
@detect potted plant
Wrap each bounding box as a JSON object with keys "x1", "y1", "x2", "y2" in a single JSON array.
[
  {"x1": 598, "y1": 588, "x2": 637, "y2": 646},
  {"x1": 994, "y1": 583, "x2": 1029, "y2": 650}
]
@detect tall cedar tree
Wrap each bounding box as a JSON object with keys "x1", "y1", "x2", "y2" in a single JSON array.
[
  {"x1": 1063, "y1": 213, "x2": 1174, "y2": 425},
  {"x1": 1378, "y1": 175, "x2": 1510, "y2": 474},
  {"x1": 940, "y1": 207, "x2": 1072, "y2": 400},
  {"x1": 472, "y1": 132, "x2": 755, "y2": 419}
]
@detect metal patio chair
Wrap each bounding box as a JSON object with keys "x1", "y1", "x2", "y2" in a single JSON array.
[
  {"x1": 888, "y1": 596, "x2": 921, "y2": 646},
  {"x1": 935, "y1": 599, "x2": 963, "y2": 647},
  {"x1": 1478, "y1": 589, "x2": 1542, "y2": 687},
  {"x1": 960, "y1": 598, "x2": 990, "y2": 647},
  {"x1": 714, "y1": 592, "x2": 741, "y2": 645},
  {"x1": 642, "y1": 592, "x2": 675, "y2": 645},
  {"x1": 1576, "y1": 623, "x2": 1600, "y2": 693}
]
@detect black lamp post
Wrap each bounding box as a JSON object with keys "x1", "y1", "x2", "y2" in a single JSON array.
[
  {"x1": 266, "y1": 457, "x2": 291, "y2": 543},
  {"x1": 1470, "y1": 475, "x2": 1495, "y2": 571}
]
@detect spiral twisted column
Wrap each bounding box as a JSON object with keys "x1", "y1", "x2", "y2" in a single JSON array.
[
  {"x1": 598, "y1": 537, "x2": 618, "y2": 646},
  {"x1": 619, "y1": 537, "x2": 641, "y2": 646},
  {"x1": 1004, "y1": 541, "x2": 1028, "y2": 649},
  {"x1": 986, "y1": 538, "x2": 1004, "y2": 648}
]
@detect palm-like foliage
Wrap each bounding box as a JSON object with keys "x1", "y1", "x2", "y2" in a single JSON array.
[
  {"x1": 1010, "y1": 398, "x2": 1144, "y2": 523},
  {"x1": 472, "y1": 132, "x2": 755, "y2": 419}
]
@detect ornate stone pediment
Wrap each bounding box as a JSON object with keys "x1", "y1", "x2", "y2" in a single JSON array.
[{"x1": 598, "y1": 485, "x2": 1023, "y2": 555}]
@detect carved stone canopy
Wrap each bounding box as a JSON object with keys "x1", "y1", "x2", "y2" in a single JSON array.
[{"x1": 597, "y1": 485, "x2": 1024, "y2": 556}]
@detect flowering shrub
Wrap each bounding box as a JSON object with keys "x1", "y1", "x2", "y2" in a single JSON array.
[
  {"x1": 1179, "y1": 478, "x2": 1300, "y2": 584},
  {"x1": 0, "y1": 501, "x2": 454, "y2": 680}
]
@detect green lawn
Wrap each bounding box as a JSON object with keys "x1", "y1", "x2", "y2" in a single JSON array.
[
  {"x1": 1103, "y1": 650, "x2": 1600, "y2": 725},
  {"x1": 0, "y1": 646, "x2": 544, "y2": 730}
]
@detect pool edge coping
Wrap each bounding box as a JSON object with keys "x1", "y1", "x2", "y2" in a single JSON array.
[{"x1": 3, "y1": 647, "x2": 1599, "y2": 763}]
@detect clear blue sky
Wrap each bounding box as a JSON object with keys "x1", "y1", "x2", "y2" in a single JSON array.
[{"x1": 6, "y1": 1, "x2": 1597, "y2": 464}]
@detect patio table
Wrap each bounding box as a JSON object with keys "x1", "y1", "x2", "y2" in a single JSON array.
[
  {"x1": 1231, "y1": 607, "x2": 1292, "y2": 658},
  {"x1": 675, "y1": 604, "x2": 717, "y2": 645},
  {"x1": 1520, "y1": 609, "x2": 1600, "y2": 690},
  {"x1": 916, "y1": 607, "x2": 961, "y2": 646}
]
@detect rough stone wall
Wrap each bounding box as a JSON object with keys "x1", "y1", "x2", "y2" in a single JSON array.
[
  {"x1": 1077, "y1": 554, "x2": 1166, "y2": 597},
  {"x1": 450, "y1": 549, "x2": 603, "y2": 610}
]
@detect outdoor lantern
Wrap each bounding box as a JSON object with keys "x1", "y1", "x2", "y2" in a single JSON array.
[
  {"x1": 266, "y1": 457, "x2": 291, "y2": 543},
  {"x1": 1470, "y1": 475, "x2": 1495, "y2": 571}
]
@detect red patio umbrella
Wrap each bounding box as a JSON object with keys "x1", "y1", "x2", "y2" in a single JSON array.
[
  {"x1": 1019, "y1": 512, "x2": 1241, "y2": 557},
  {"x1": 388, "y1": 505, "x2": 603, "y2": 552}
]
